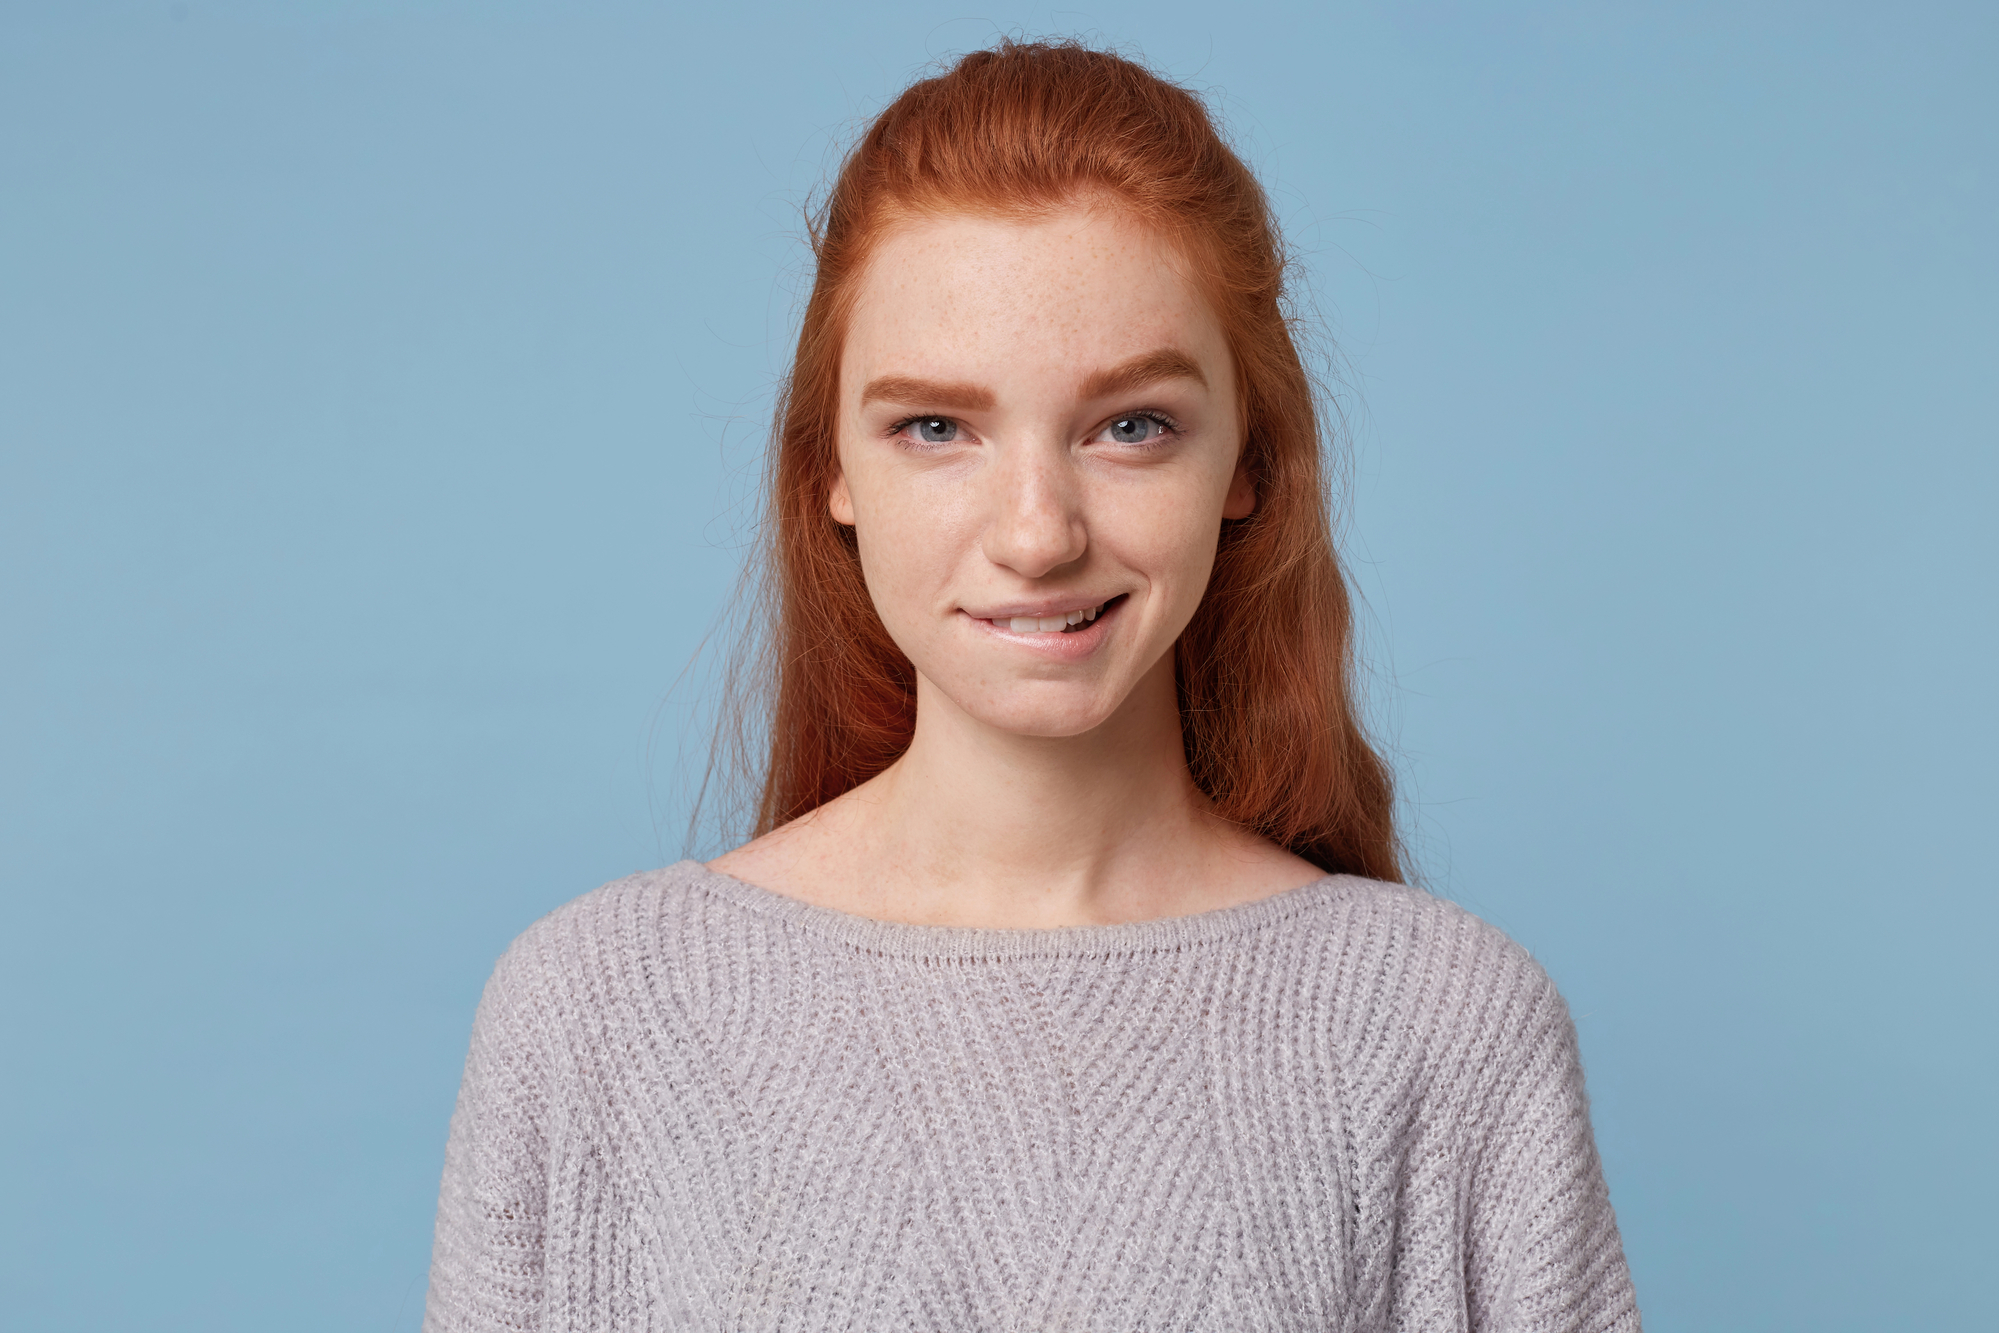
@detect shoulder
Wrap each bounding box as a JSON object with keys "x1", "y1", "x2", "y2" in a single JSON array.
[
  {"x1": 1303, "y1": 874, "x2": 1555, "y2": 983},
  {"x1": 475, "y1": 860, "x2": 731, "y2": 1017},
  {"x1": 1289, "y1": 882, "x2": 1636, "y2": 1329},
  {"x1": 1289, "y1": 875, "x2": 1572, "y2": 1070}
]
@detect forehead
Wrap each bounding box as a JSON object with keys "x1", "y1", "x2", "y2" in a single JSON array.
[{"x1": 840, "y1": 205, "x2": 1228, "y2": 390}]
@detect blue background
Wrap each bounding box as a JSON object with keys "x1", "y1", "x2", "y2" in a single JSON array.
[{"x1": 3, "y1": 2, "x2": 1993, "y2": 1329}]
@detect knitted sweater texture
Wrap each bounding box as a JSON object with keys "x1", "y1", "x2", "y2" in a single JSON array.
[{"x1": 423, "y1": 861, "x2": 1640, "y2": 1332}]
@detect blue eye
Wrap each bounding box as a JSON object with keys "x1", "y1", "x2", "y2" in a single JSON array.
[
  {"x1": 1104, "y1": 414, "x2": 1167, "y2": 444},
  {"x1": 909, "y1": 417, "x2": 957, "y2": 443}
]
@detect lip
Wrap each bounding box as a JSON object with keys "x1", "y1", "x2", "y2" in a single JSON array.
[
  {"x1": 960, "y1": 593, "x2": 1126, "y2": 659},
  {"x1": 960, "y1": 594, "x2": 1122, "y2": 621}
]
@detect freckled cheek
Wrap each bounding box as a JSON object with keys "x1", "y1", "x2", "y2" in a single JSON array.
[
  {"x1": 851, "y1": 489, "x2": 981, "y2": 633},
  {"x1": 1099, "y1": 483, "x2": 1220, "y2": 572}
]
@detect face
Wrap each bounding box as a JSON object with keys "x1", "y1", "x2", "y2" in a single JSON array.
[{"x1": 830, "y1": 203, "x2": 1253, "y2": 739}]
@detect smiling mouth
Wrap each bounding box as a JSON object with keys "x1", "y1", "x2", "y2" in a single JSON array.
[{"x1": 988, "y1": 594, "x2": 1128, "y2": 634}]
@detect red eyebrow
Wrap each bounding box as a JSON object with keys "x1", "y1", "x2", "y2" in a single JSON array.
[
  {"x1": 859, "y1": 348, "x2": 1205, "y2": 413},
  {"x1": 1077, "y1": 348, "x2": 1207, "y2": 399},
  {"x1": 860, "y1": 376, "x2": 996, "y2": 411}
]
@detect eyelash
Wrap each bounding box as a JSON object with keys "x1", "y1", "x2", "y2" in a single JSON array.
[
  {"x1": 1107, "y1": 410, "x2": 1184, "y2": 444},
  {"x1": 884, "y1": 415, "x2": 951, "y2": 442},
  {"x1": 884, "y1": 410, "x2": 1185, "y2": 446}
]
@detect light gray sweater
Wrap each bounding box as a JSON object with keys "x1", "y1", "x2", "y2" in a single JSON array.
[{"x1": 423, "y1": 861, "x2": 1641, "y2": 1332}]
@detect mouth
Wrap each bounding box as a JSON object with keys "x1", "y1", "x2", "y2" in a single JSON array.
[{"x1": 982, "y1": 593, "x2": 1128, "y2": 634}]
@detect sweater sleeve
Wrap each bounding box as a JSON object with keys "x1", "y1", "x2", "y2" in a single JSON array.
[
  {"x1": 422, "y1": 943, "x2": 553, "y2": 1333},
  {"x1": 1463, "y1": 973, "x2": 1641, "y2": 1333}
]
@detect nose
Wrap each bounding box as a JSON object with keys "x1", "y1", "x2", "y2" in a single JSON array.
[{"x1": 979, "y1": 444, "x2": 1088, "y2": 579}]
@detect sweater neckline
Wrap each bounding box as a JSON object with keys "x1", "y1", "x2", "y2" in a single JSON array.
[{"x1": 676, "y1": 860, "x2": 1362, "y2": 960}]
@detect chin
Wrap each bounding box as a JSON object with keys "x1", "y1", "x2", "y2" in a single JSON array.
[{"x1": 954, "y1": 689, "x2": 1121, "y2": 740}]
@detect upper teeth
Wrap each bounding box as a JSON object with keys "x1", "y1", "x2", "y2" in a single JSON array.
[{"x1": 1004, "y1": 602, "x2": 1104, "y2": 633}]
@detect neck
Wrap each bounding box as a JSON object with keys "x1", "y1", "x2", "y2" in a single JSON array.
[
  {"x1": 712, "y1": 656, "x2": 1326, "y2": 928},
  {"x1": 885, "y1": 659, "x2": 1195, "y2": 896}
]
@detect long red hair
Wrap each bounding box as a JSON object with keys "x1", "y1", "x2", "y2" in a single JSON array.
[{"x1": 726, "y1": 40, "x2": 1400, "y2": 880}]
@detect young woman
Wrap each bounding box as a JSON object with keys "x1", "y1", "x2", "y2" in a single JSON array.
[{"x1": 424, "y1": 41, "x2": 1641, "y2": 1332}]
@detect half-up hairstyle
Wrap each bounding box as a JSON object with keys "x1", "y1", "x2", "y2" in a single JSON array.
[{"x1": 733, "y1": 39, "x2": 1400, "y2": 881}]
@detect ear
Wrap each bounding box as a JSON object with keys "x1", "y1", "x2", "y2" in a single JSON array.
[
  {"x1": 828, "y1": 468, "x2": 856, "y2": 526},
  {"x1": 1222, "y1": 460, "x2": 1257, "y2": 520}
]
